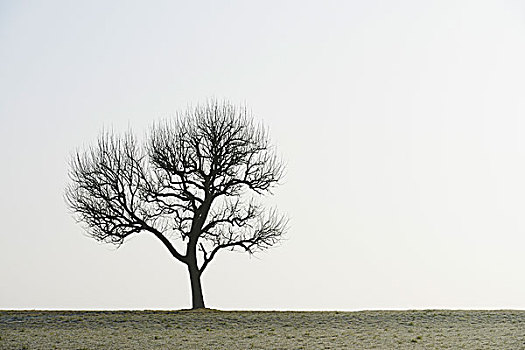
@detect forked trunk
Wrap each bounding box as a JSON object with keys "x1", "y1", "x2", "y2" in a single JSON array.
[{"x1": 188, "y1": 262, "x2": 205, "y2": 309}]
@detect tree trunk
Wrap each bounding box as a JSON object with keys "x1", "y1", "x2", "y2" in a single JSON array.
[{"x1": 187, "y1": 262, "x2": 205, "y2": 309}]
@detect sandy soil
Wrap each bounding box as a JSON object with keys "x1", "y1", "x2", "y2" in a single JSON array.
[{"x1": 1, "y1": 310, "x2": 524, "y2": 349}]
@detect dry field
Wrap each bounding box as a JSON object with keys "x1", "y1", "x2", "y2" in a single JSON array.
[{"x1": 1, "y1": 310, "x2": 524, "y2": 349}]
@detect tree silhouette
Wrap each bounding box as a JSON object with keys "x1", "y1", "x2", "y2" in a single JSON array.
[{"x1": 65, "y1": 100, "x2": 287, "y2": 309}]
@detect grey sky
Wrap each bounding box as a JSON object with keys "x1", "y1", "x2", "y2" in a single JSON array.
[{"x1": 1, "y1": 0, "x2": 525, "y2": 310}]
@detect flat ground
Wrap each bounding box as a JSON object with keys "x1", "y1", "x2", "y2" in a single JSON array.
[{"x1": 1, "y1": 310, "x2": 524, "y2": 349}]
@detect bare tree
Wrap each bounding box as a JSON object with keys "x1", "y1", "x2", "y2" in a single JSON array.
[{"x1": 65, "y1": 100, "x2": 287, "y2": 309}]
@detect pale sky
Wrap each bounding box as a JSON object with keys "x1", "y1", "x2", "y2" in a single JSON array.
[{"x1": 1, "y1": 0, "x2": 525, "y2": 310}]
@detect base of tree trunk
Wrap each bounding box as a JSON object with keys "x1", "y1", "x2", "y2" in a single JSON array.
[{"x1": 178, "y1": 307, "x2": 219, "y2": 312}]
